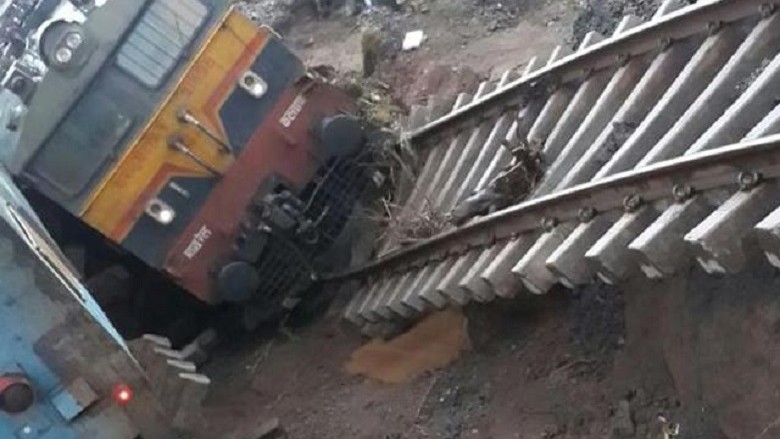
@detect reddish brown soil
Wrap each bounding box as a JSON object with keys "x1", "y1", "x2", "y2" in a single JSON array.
[
  {"x1": 283, "y1": 0, "x2": 575, "y2": 108},
  {"x1": 199, "y1": 262, "x2": 780, "y2": 439},
  {"x1": 345, "y1": 309, "x2": 468, "y2": 384}
]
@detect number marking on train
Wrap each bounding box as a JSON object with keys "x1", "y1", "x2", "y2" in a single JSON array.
[
  {"x1": 184, "y1": 225, "x2": 212, "y2": 260},
  {"x1": 280, "y1": 95, "x2": 307, "y2": 128}
]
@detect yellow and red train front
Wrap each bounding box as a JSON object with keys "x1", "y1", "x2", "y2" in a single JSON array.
[{"x1": 81, "y1": 10, "x2": 359, "y2": 303}]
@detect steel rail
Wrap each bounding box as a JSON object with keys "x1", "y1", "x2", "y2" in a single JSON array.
[
  {"x1": 327, "y1": 134, "x2": 780, "y2": 281},
  {"x1": 409, "y1": 0, "x2": 776, "y2": 144}
]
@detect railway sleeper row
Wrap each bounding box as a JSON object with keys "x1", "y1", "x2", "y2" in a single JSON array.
[
  {"x1": 340, "y1": 0, "x2": 780, "y2": 331},
  {"x1": 127, "y1": 335, "x2": 211, "y2": 432}
]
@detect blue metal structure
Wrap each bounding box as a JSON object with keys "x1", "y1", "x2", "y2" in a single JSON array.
[{"x1": 0, "y1": 154, "x2": 177, "y2": 438}]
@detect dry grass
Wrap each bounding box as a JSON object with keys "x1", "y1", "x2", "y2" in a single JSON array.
[
  {"x1": 389, "y1": 198, "x2": 451, "y2": 245},
  {"x1": 329, "y1": 70, "x2": 406, "y2": 131},
  {"x1": 321, "y1": 72, "x2": 455, "y2": 247},
  {"x1": 356, "y1": 196, "x2": 451, "y2": 249}
]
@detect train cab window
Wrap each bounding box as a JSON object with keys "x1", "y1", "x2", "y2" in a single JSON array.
[
  {"x1": 30, "y1": 90, "x2": 132, "y2": 197},
  {"x1": 116, "y1": 0, "x2": 208, "y2": 89}
]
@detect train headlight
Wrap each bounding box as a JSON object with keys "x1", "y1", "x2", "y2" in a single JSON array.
[
  {"x1": 54, "y1": 47, "x2": 73, "y2": 65},
  {"x1": 40, "y1": 22, "x2": 88, "y2": 70},
  {"x1": 64, "y1": 32, "x2": 84, "y2": 50},
  {"x1": 239, "y1": 71, "x2": 267, "y2": 98},
  {"x1": 146, "y1": 199, "x2": 176, "y2": 225}
]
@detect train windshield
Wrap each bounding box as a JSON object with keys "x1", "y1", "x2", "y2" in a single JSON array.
[{"x1": 10, "y1": 0, "x2": 148, "y2": 175}]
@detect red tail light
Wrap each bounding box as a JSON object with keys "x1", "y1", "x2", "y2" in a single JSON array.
[
  {"x1": 0, "y1": 374, "x2": 34, "y2": 414},
  {"x1": 112, "y1": 383, "x2": 133, "y2": 406}
]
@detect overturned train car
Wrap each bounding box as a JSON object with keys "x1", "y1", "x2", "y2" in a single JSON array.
[{"x1": 8, "y1": 0, "x2": 371, "y2": 332}]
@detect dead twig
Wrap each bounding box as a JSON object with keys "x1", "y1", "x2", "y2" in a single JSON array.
[
  {"x1": 415, "y1": 375, "x2": 440, "y2": 421},
  {"x1": 754, "y1": 413, "x2": 780, "y2": 439},
  {"x1": 248, "y1": 339, "x2": 276, "y2": 373}
]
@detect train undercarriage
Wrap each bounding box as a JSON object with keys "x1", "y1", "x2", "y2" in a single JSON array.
[{"x1": 22, "y1": 149, "x2": 378, "y2": 344}]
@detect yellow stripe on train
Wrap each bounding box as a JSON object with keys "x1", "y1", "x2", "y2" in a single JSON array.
[{"x1": 81, "y1": 10, "x2": 269, "y2": 242}]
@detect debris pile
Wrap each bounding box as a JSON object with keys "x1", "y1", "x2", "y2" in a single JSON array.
[
  {"x1": 376, "y1": 197, "x2": 451, "y2": 245},
  {"x1": 317, "y1": 67, "x2": 405, "y2": 130},
  {"x1": 450, "y1": 141, "x2": 544, "y2": 225}
]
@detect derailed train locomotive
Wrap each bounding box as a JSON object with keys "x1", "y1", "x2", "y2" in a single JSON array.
[{"x1": 5, "y1": 0, "x2": 371, "y2": 334}]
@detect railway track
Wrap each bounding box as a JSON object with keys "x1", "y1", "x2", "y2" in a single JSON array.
[{"x1": 337, "y1": 0, "x2": 780, "y2": 331}]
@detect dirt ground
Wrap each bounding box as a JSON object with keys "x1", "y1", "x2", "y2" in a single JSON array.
[
  {"x1": 284, "y1": 0, "x2": 569, "y2": 104},
  {"x1": 242, "y1": 0, "x2": 667, "y2": 106},
  {"x1": 186, "y1": 1, "x2": 780, "y2": 438},
  {"x1": 243, "y1": 0, "x2": 580, "y2": 108},
  {"x1": 200, "y1": 262, "x2": 780, "y2": 439},
  {"x1": 197, "y1": 260, "x2": 780, "y2": 439}
]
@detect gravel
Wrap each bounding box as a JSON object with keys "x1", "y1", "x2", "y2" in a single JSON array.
[
  {"x1": 235, "y1": 0, "x2": 305, "y2": 31},
  {"x1": 570, "y1": 0, "x2": 666, "y2": 47}
]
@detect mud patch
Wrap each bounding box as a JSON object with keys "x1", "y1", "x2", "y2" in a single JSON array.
[{"x1": 346, "y1": 309, "x2": 468, "y2": 383}]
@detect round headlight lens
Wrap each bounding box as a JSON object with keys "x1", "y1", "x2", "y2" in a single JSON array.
[
  {"x1": 158, "y1": 208, "x2": 175, "y2": 225},
  {"x1": 146, "y1": 199, "x2": 176, "y2": 225},
  {"x1": 54, "y1": 47, "x2": 73, "y2": 64},
  {"x1": 64, "y1": 32, "x2": 84, "y2": 50},
  {"x1": 239, "y1": 71, "x2": 267, "y2": 98}
]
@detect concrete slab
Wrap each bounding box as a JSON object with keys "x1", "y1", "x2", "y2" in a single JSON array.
[
  {"x1": 401, "y1": 265, "x2": 435, "y2": 312},
  {"x1": 482, "y1": 237, "x2": 533, "y2": 298},
  {"x1": 459, "y1": 244, "x2": 504, "y2": 302},
  {"x1": 437, "y1": 251, "x2": 481, "y2": 305},
  {"x1": 513, "y1": 224, "x2": 575, "y2": 294},
  {"x1": 596, "y1": 26, "x2": 742, "y2": 177},
  {"x1": 685, "y1": 183, "x2": 780, "y2": 274},
  {"x1": 585, "y1": 206, "x2": 659, "y2": 284},
  {"x1": 639, "y1": 13, "x2": 780, "y2": 165},
  {"x1": 754, "y1": 205, "x2": 780, "y2": 268},
  {"x1": 558, "y1": 35, "x2": 696, "y2": 186},
  {"x1": 629, "y1": 195, "x2": 717, "y2": 278},
  {"x1": 546, "y1": 214, "x2": 617, "y2": 287},
  {"x1": 419, "y1": 259, "x2": 456, "y2": 308}
]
